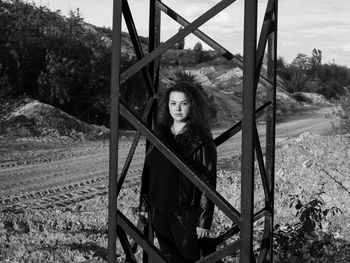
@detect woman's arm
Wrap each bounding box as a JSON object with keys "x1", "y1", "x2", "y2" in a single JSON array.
[{"x1": 197, "y1": 134, "x2": 217, "y2": 230}]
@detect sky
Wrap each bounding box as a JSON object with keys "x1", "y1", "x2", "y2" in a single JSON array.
[{"x1": 28, "y1": 0, "x2": 350, "y2": 67}]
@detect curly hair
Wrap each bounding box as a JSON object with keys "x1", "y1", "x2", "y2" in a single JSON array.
[{"x1": 157, "y1": 81, "x2": 211, "y2": 132}]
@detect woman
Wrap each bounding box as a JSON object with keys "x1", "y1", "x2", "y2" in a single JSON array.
[{"x1": 139, "y1": 80, "x2": 217, "y2": 263}]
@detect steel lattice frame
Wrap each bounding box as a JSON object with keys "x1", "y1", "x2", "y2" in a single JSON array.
[{"x1": 109, "y1": 0, "x2": 278, "y2": 262}]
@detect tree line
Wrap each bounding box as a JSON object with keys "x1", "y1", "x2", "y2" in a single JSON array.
[
  {"x1": 0, "y1": 0, "x2": 147, "y2": 127},
  {"x1": 1, "y1": 0, "x2": 350, "y2": 128},
  {"x1": 277, "y1": 49, "x2": 350, "y2": 99}
]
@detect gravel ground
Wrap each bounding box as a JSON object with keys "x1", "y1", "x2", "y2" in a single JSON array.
[
  {"x1": 1, "y1": 132, "x2": 350, "y2": 262},
  {"x1": 1, "y1": 99, "x2": 349, "y2": 262}
]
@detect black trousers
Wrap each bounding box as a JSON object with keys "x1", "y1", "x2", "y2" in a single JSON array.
[{"x1": 151, "y1": 208, "x2": 200, "y2": 263}]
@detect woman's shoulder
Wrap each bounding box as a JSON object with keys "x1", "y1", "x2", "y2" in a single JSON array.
[
  {"x1": 184, "y1": 123, "x2": 213, "y2": 146},
  {"x1": 193, "y1": 124, "x2": 213, "y2": 142}
]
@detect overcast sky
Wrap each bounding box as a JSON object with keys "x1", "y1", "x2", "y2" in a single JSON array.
[{"x1": 28, "y1": 0, "x2": 350, "y2": 67}]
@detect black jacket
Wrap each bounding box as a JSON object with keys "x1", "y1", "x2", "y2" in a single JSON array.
[{"x1": 140, "y1": 124, "x2": 217, "y2": 230}]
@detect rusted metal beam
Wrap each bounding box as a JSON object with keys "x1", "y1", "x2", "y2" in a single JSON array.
[
  {"x1": 108, "y1": 0, "x2": 122, "y2": 262},
  {"x1": 120, "y1": 102, "x2": 242, "y2": 228},
  {"x1": 241, "y1": 0, "x2": 258, "y2": 263}
]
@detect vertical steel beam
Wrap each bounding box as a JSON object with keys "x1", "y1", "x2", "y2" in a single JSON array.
[
  {"x1": 144, "y1": 2, "x2": 161, "y2": 262},
  {"x1": 108, "y1": 0, "x2": 122, "y2": 262},
  {"x1": 241, "y1": 0, "x2": 258, "y2": 262},
  {"x1": 149, "y1": 0, "x2": 161, "y2": 80},
  {"x1": 265, "y1": 1, "x2": 278, "y2": 262}
]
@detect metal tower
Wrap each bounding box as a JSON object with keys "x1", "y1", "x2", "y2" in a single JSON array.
[{"x1": 108, "y1": 0, "x2": 278, "y2": 262}]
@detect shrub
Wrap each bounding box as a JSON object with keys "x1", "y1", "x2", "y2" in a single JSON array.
[
  {"x1": 291, "y1": 92, "x2": 312, "y2": 103},
  {"x1": 274, "y1": 193, "x2": 342, "y2": 262}
]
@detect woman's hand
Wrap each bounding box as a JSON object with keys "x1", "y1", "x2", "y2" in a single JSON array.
[{"x1": 196, "y1": 227, "x2": 209, "y2": 239}]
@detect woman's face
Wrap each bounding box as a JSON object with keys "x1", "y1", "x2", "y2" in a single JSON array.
[{"x1": 168, "y1": 91, "x2": 191, "y2": 123}]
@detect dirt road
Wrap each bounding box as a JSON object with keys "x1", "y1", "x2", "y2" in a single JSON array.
[
  {"x1": 0, "y1": 106, "x2": 337, "y2": 210},
  {"x1": 214, "y1": 105, "x2": 336, "y2": 157}
]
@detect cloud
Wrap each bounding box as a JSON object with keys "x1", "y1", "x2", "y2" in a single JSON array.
[
  {"x1": 298, "y1": 25, "x2": 349, "y2": 36},
  {"x1": 342, "y1": 44, "x2": 350, "y2": 52},
  {"x1": 184, "y1": 6, "x2": 205, "y2": 19}
]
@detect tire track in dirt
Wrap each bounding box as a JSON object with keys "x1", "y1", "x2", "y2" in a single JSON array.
[
  {"x1": 0, "y1": 166, "x2": 144, "y2": 211},
  {"x1": 0, "y1": 138, "x2": 145, "y2": 211}
]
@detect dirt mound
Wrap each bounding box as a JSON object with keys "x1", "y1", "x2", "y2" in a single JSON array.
[{"x1": 0, "y1": 98, "x2": 109, "y2": 140}]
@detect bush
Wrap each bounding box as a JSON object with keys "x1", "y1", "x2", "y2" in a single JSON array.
[
  {"x1": 274, "y1": 193, "x2": 342, "y2": 262},
  {"x1": 317, "y1": 82, "x2": 345, "y2": 100},
  {"x1": 291, "y1": 92, "x2": 312, "y2": 103}
]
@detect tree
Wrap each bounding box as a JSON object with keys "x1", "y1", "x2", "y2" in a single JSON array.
[
  {"x1": 291, "y1": 53, "x2": 311, "y2": 71},
  {"x1": 309, "y1": 48, "x2": 322, "y2": 89},
  {"x1": 311, "y1": 48, "x2": 322, "y2": 68},
  {"x1": 193, "y1": 41, "x2": 203, "y2": 64}
]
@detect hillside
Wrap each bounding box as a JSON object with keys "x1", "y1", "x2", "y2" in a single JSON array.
[{"x1": 0, "y1": 0, "x2": 304, "y2": 131}]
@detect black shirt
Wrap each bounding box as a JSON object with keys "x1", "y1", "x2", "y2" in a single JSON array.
[{"x1": 145, "y1": 146, "x2": 181, "y2": 211}]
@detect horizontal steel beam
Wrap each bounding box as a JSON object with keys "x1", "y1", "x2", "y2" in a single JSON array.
[
  {"x1": 214, "y1": 101, "x2": 271, "y2": 147},
  {"x1": 214, "y1": 225, "x2": 240, "y2": 244},
  {"x1": 254, "y1": 207, "x2": 270, "y2": 222}
]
